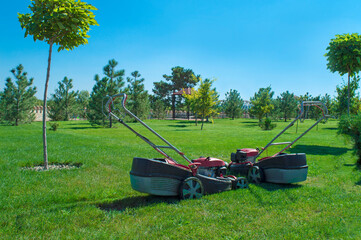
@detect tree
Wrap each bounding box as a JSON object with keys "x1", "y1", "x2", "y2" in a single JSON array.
[
  {"x1": 333, "y1": 76, "x2": 360, "y2": 117},
  {"x1": 48, "y1": 77, "x2": 78, "y2": 121},
  {"x1": 223, "y1": 89, "x2": 243, "y2": 120},
  {"x1": 87, "y1": 59, "x2": 124, "y2": 127},
  {"x1": 18, "y1": 0, "x2": 98, "y2": 169},
  {"x1": 338, "y1": 114, "x2": 361, "y2": 165},
  {"x1": 151, "y1": 98, "x2": 167, "y2": 119},
  {"x1": 76, "y1": 90, "x2": 90, "y2": 118},
  {"x1": 183, "y1": 88, "x2": 201, "y2": 125},
  {"x1": 0, "y1": 64, "x2": 37, "y2": 126},
  {"x1": 277, "y1": 91, "x2": 298, "y2": 122},
  {"x1": 249, "y1": 86, "x2": 274, "y2": 123},
  {"x1": 153, "y1": 67, "x2": 199, "y2": 119},
  {"x1": 124, "y1": 71, "x2": 150, "y2": 120},
  {"x1": 325, "y1": 33, "x2": 361, "y2": 115},
  {"x1": 196, "y1": 79, "x2": 219, "y2": 130}
]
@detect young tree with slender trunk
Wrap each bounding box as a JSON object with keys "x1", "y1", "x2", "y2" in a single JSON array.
[
  {"x1": 125, "y1": 71, "x2": 150, "y2": 120},
  {"x1": 0, "y1": 64, "x2": 37, "y2": 125},
  {"x1": 18, "y1": 0, "x2": 98, "y2": 169},
  {"x1": 223, "y1": 89, "x2": 243, "y2": 120},
  {"x1": 197, "y1": 79, "x2": 219, "y2": 130},
  {"x1": 325, "y1": 33, "x2": 361, "y2": 115},
  {"x1": 249, "y1": 86, "x2": 274, "y2": 123},
  {"x1": 277, "y1": 90, "x2": 297, "y2": 122},
  {"x1": 49, "y1": 77, "x2": 79, "y2": 121}
]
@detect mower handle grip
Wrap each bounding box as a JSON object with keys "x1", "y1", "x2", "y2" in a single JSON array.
[{"x1": 106, "y1": 93, "x2": 128, "y2": 113}]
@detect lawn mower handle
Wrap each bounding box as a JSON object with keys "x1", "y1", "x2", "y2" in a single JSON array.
[
  {"x1": 105, "y1": 93, "x2": 192, "y2": 164},
  {"x1": 106, "y1": 93, "x2": 128, "y2": 113}
]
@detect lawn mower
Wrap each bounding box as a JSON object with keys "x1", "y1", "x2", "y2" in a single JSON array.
[
  {"x1": 105, "y1": 93, "x2": 248, "y2": 200},
  {"x1": 228, "y1": 101, "x2": 330, "y2": 184}
]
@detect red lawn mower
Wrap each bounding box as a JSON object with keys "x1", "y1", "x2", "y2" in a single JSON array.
[
  {"x1": 228, "y1": 101, "x2": 330, "y2": 184},
  {"x1": 105, "y1": 93, "x2": 248, "y2": 200}
]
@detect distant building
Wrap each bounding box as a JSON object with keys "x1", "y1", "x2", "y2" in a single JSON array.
[{"x1": 32, "y1": 106, "x2": 50, "y2": 121}]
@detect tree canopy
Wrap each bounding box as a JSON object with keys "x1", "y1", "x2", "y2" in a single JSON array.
[
  {"x1": 223, "y1": 89, "x2": 243, "y2": 120},
  {"x1": 325, "y1": 33, "x2": 361, "y2": 114},
  {"x1": 153, "y1": 66, "x2": 199, "y2": 119},
  {"x1": 249, "y1": 86, "x2": 274, "y2": 122}
]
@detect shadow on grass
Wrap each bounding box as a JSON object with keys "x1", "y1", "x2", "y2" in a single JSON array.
[
  {"x1": 323, "y1": 127, "x2": 337, "y2": 130},
  {"x1": 289, "y1": 145, "x2": 349, "y2": 156},
  {"x1": 257, "y1": 182, "x2": 302, "y2": 192},
  {"x1": 167, "y1": 124, "x2": 188, "y2": 128},
  {"x1": 97, "y1": 195, "x2": 180, "y2": 211}
]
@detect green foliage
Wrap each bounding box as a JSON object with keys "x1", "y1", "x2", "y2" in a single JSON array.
[
  {"x1": 276, "y1": 91, "x2": 298, "y2": 122},
  {"x1": 49, "y1": 122, "x2": 59, "y2": 131},
  {"x1": 260, "y1": 117, "x2": 277, "y2": 130},
  {"x1": 151, "y1": 98, "x2": 167, "y2": 119},
  {"x1": 338, "y1": 114, "x2": 361, "y2": 165},
  {"x1": 325, "y1": 33, "x2": 361, "y2": 77},
  {"x1": 124, "y1": 71, "x2": 150, "y2": 120},
  {"x1": 88, "y1": 59, "x2": 125, "y2": 127},
  {"x1": 48, "y1": 77, "x2": 79, "y2": 121},
  {"x1": 333, "y1": 76, "x2": 360, "y2": 117},
  {"x1": 18, "y1": 0, "x2": 98, "y2": 51},
  {"x1": 184, "y1": 78, "x2": 219, "y2": 130},
  {"x1": 0, "y1": 64, "x2": 37, "y2": 125},
  {"x1": 223, "y1": 89, "x2": 243, "y2": 120},
  {"x1": 249, "y1": 86, "x2": 274, "y2": 122},
  {"x1": 153, "y1": 66, "x2": 199, "y2": 116},
  {"x1": 75, "y1": 90, "x2": 90, "y2": 118}
]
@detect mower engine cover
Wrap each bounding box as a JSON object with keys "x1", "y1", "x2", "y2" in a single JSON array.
[
  {"x1": 231, "y1": 148, "x2": 259, "y2": 163},
  {"x1": 192, "y1": 157, "x2": 228, "y2": 178}
]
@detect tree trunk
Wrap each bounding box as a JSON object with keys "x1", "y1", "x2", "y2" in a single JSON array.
[
  {"x1": 347, "y1": 71, "x2": 350, "y2": 115},
  {"x1": 43, "y1": 42, "x2": 53, "y2": 170},
  {"x1": 172, "y1": 94, "x2": 175, "y2": 120},
  {"x1": 201, "y1": 114, "x2": 204, "y2": 130},
  {"x1": 109, "y1": 114, "x2": 112, "y2": 128},
  {"x1": 187, "y1": 104, "x2": 190, "y2": 120}
]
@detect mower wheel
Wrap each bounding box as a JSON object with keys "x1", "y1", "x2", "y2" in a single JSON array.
[
  {"x1": 233, "y1": 177, "x2": 249, "y2": 189},
  {"x1": 247, "y1": 166, "x2": 264, "y2": 184},
  {"x1": 179, "y1": 177, "x2": 204, "y2": 200}
]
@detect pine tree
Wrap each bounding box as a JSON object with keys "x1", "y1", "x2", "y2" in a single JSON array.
[
  {"x1": 277, "y1": 91, "x2": 297, "y2": 122},
  {"x1": 76, "y1": 90, "x2": 90, "y2": 119},
  {"x1": 223, "y1": 89, "x2": 243, "y2": 120},
  {"x1": 0, "y1": 64, "x2": 37, "y2": 126},
  {"x1": 88, "y1": 59, "x2": 124, "y2": 127},
  {"x1": 124, "y1": 71, "x2": 150, "y2": 120},
  {"x1": 48, "y1": 77, "x2": 78, "y2": 121}
]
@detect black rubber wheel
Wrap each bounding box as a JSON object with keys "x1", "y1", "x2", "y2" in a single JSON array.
[
  {"x1": 232, "y1": 177, "x2": 249, "y2": 189},
  {"x1": 179, "y1": 177, "x2": 204, "y2": 200},
  {"x1": 247, "y1": 166, "x2": 264, "y2": 184}
]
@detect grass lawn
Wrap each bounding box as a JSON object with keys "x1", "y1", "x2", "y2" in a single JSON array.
[{"x1": 1, "y1": 118, "x2": 361, "y2": 239}]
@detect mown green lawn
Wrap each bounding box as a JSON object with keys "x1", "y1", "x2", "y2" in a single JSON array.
[{"x1": 1, "y1": 118, "x2": 360, "y2": 239}]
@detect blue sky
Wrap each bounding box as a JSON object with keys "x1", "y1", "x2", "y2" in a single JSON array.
[{"x1": 1, "y1": 0, "x2": 361, "y2": 100}]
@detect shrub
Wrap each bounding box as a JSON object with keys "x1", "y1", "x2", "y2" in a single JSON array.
[
  {"x1": 49, "y1": 122, "x2": 59, "y2": 131},
  {"x1": 338, "y1": 114, "x2": 361, "y2": 165},
  {"x1": 260, "y1": 117, "x2": 276, "y2": 130}
]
